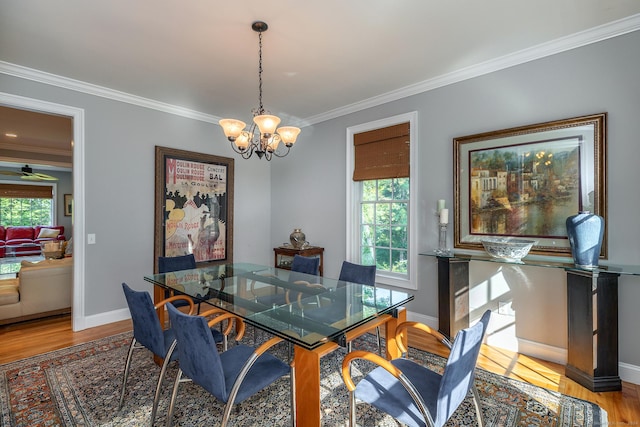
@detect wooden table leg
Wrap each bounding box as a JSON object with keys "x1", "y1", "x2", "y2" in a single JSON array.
[
  {"x1": 292, "y1": 342, "x2": 338, "y2": 426},
  {"x1": 385, "y1": 307, "x2": 406, "y2": 359},
  {"x1": 291, "y1": 309, "x2": 407, "y2": 426},
  {"x1": 153, "y1": 284, "x2": 166, "y2": 325}
]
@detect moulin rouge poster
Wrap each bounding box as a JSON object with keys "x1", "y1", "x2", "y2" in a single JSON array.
[{"x1": 163, "y1": 157, "x2": 228, "y2": 262}]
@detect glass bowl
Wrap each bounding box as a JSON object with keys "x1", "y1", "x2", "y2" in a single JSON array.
[{"x1": 481, "y1": 238, "x2": 536, "y2": 262}]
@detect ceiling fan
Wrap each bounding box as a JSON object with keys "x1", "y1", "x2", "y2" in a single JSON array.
[{"x1": 0, "y1": 164, "x2": 58, "y2": 181}]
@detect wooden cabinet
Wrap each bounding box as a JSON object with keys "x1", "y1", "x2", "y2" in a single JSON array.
[{"x1": 274, "y1": 246, "x2": 324, "y2": 276}]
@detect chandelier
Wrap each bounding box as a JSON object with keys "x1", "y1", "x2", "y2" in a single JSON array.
[{"x1": 219, "y1": 21, "x2": 301, "y2": 161}]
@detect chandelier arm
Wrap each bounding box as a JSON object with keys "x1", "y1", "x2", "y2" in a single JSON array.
[
  {"x1": 228, "y1": 141, "x2": 256, "y2": 159},
  {"x1": 270, "y1": 145, "x2": 292, "y2": 158},
  {"x1": 219, "y1": 21, "x2": 299, "y2": 161}
]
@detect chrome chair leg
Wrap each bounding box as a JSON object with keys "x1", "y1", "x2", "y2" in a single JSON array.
[
  {"x1": 471, "y1": 384, "x2": 485, "y2": 427},
  {"x1": 290, "y1": 365, "x2": 296, "y2": 427},
  {"x1": 119, "y1": 337, "x2": 139, "y2": 409},
  {"x1": 349, "y1": 390, "x2": 357, "y2": 426},
  {"x1": 151, "y1": 340, "x2": 177, "y2": 426},
  {"x1": 166, "y1": 370, "x2": 191, "y2": 427}
]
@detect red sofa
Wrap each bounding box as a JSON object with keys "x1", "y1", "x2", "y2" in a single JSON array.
[{"x1": 0, "y1": 226, "x2": 66, "y2": 257}]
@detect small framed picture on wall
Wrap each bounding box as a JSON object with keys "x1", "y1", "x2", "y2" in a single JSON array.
[{"x1": 64, "y1": 194, "x2": 73, "y2": 216}]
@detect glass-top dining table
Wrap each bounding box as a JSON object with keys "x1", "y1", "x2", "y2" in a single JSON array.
[{"x1": 144, "y1": 262, "x2": 414, "y2": 426}]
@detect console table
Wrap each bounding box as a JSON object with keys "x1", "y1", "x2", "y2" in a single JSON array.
[
  {"x1": 274, "y1": 246, "x2": 324, "y2": 276},
  {"x1": 421, "y1": 252, "x2": 640, "y2": 392}
]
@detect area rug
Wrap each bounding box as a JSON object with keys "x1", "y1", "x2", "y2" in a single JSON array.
[{"x1": 0, "y1": 329, "x2": 606, "y2": 426}]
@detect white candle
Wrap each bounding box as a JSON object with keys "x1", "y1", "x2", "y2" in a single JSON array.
[
  {"x1": 439, "y1": 208, "x2": 449, "y2": 224},
  {"x1": 437, "y1": 199, "x2": 445, "y2": 212}
]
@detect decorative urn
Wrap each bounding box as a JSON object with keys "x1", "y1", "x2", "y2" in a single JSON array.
[
  {"x1": 565, "y1": 211, "x2": 604, "y2": 269},
  {"x1": 289, "y1": 228, "x2": 307, "y2": 249}
]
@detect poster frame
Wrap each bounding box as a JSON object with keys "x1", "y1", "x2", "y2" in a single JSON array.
[{"x1": 154, "y1": 146, "x2": 234, "y2": 271}]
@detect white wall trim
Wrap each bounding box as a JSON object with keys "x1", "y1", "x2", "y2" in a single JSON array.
[
  {"x1": 517, "y1": 338, "x2": 568, "y2": 366},
  {"x1": 406, "y1": 311, "x2": 438, "y2": 329},
  {"x1": 82, "y1": 308, "x2": 131, "y2": 330},
  {"x1": 1, "y1": 15, "x2": 638, "y2": 128},
  {"x1": 620, "y1": 362, "x2": 640, "y2": 386},
  {"x1": 0, "y1": 92, "x2": 87, "y2": 331},
  {"x1": 407, "y1": 311, "x2": 640, "y2": 385},
  {"x1": 346, "y1": 112, "x2": 418, "y2": 290},
  {"x1": 305, "y1": 14, "x2": 640, "y2": 125},
  {"x1": 0, "y1": 61, "x2": 219, "y2": 124}
]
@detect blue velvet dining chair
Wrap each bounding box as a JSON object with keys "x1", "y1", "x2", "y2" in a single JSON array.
[
  {"x1": 158, "y1": 254, "x2": 199, "y2": 310},
  {"x1": 165, "y1": 303, "x2": 292, "y2": 427},
  {"x1": 341, "y1": 310, "x2": 492, "y2": 427},
  {"x1": 119, "y1": 283, "x2": 244, "y2": 426},
  {"x1": 253, "y1": 254, "x2": 320, "y2": 308},
  {"x1": 158, "y1": 253, "x2": 197, "y2": 273},
  {"x1": 304, "y1": 261, "x2": 379, "y2": 352}
]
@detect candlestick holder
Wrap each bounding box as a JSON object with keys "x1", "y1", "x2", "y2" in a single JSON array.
[{"x1": 434, "y1": 221, "x2": 451, "y2": 256}]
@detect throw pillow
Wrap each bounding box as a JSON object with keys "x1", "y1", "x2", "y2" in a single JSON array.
[{"x1": 37, "y1": 228, "x2": 60, "y2": 239}]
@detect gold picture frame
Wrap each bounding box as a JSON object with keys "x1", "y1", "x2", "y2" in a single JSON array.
[{"x1": 454, "y1": 113, "x2": 607, "y2": 258}]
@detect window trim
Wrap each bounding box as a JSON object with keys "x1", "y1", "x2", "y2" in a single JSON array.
[{"x1": 346, "y1": 112, "x2": 418, "y2": 290}]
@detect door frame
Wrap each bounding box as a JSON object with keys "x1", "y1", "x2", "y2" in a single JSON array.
[{"x1": 0, "y1": 91, "x2": 86, "y2": 331}]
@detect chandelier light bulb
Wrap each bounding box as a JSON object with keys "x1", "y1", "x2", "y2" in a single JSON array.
[
  {"x1": 219, "y1": 119, "x2": 246, "y2": 141},
  {"x1": 276, "y1": 126, "x2": 301, "y2": 146},
  {"x1": 234, "y1": 131, "x2": 253, "y2": 151},
  {"x1": 266, "y1": 134, "x2": 281, "y2": 152},
  {"x1": 253, "y1": 114, "x2": 281, "y2": 137}
]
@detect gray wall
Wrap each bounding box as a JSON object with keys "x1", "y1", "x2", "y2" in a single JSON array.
[
  {"x1": 1, "y1": 30, "x2": 638, "y2": 370},
  {"x1": 271, "y1": 30, "x2": 640, "y2": 367},
  {"x1": 1, "y1": 74, "x2": 273, "y2": 317}
]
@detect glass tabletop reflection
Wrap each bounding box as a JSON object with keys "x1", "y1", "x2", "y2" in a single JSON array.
[{"x1": 144, "y1": 262, "x2": 414, "y2": 350}]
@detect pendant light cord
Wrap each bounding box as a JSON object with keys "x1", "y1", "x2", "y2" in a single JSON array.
[{"x1": 257, "y1": 31, "x2": 264, "y2": 115}]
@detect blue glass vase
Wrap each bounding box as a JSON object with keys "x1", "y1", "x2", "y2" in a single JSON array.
[{"x1": 565, "y1": 211, "x2": 604, "y2": 268}]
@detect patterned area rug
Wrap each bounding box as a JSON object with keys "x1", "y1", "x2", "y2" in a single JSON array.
[{"x1": 0, "y1": 329, "x2": 606, "y2": 426}]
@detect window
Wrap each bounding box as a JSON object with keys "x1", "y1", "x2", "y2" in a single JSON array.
[
  {"x1": 347, "y1": 112, "x2": 418, "y2": 289},
  {"x1": 361, "y1": 178, "x2": 409, "y2": 274},
  {"x1": 0, "y1": 183, "x2": 56, "y2": 226}
]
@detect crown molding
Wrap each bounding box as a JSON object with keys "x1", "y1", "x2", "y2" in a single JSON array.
[
  {"x1": 0, "y1": 61, "x2": 220, "y2": 124},
  {"x1": 304, "y1": 13, "x2": 640, "y2": 125},
  {"x1": 1, "y1": 13, "x2": 638, "y2": 127}
]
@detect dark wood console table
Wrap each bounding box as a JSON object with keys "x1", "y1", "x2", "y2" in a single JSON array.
[
  {"x1": 422, "y1": 252, "x2": 638, "y2": 392},
  {"x1": 274, "y1": 246, "x2": 324, "y2": 276}
]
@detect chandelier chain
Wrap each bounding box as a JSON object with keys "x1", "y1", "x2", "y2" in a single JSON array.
[
  {"x1": 219, "y1": 20, "x2": 300, "y2": 161},
  {"x1": 257, "y1": 31, "x2": 264, "y2": 115}
]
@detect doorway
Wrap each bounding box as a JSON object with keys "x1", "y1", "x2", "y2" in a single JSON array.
[{"x1": 0, "y1": 91, "x2": 85, "y2": 331}]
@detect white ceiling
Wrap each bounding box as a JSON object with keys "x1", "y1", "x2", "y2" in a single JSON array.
[{"x1": 1, "y1": 0, "x2": 639, "y2": 163}]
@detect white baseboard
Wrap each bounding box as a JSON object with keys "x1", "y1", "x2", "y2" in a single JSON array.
[
  {"x1": 80, "y1": 308, "x2": 131, "y2": 330},
  {"x1": 405, "y1": 311, "x2": 438, "y2": 329},
  {"x1": 76, "y1": 308, "x2": 640, "y2": 386},
  {"x1": 619, "y1": 362, "x2": 640, "y2": 386},
  {"x1": 408, "y1": 311, "x2": 640, "y2": 386},
  {"x1": 517, "y1": 338, "x2": 568, "y2": 365}
]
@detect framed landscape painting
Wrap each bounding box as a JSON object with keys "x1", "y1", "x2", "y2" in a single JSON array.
[
  {"x1": 154, "y1": 146, "x2": 234, "y2": 269},
  {"x1": 454, "y1": 113, "x2": 607, "y2": 258}
]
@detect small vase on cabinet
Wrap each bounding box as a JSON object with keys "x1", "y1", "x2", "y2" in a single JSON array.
[
  {"x1": 289, "y1": 228, "x2": 307, "y2": 249},
  {"x1": 565, "y1": 211, "x2": 604, "y2": 269}
]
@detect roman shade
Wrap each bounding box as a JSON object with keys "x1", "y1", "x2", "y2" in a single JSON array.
[
  {"x1": 353, "y1": 122, "x2": 410, "y2": 181},
  {"x1": 0, "y1": 184, "x2": 53, "y2": 199}
]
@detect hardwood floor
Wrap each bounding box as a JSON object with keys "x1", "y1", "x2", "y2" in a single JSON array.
[{"x1": 1, "y1": 315, "x2": 639, "y2": 424}]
